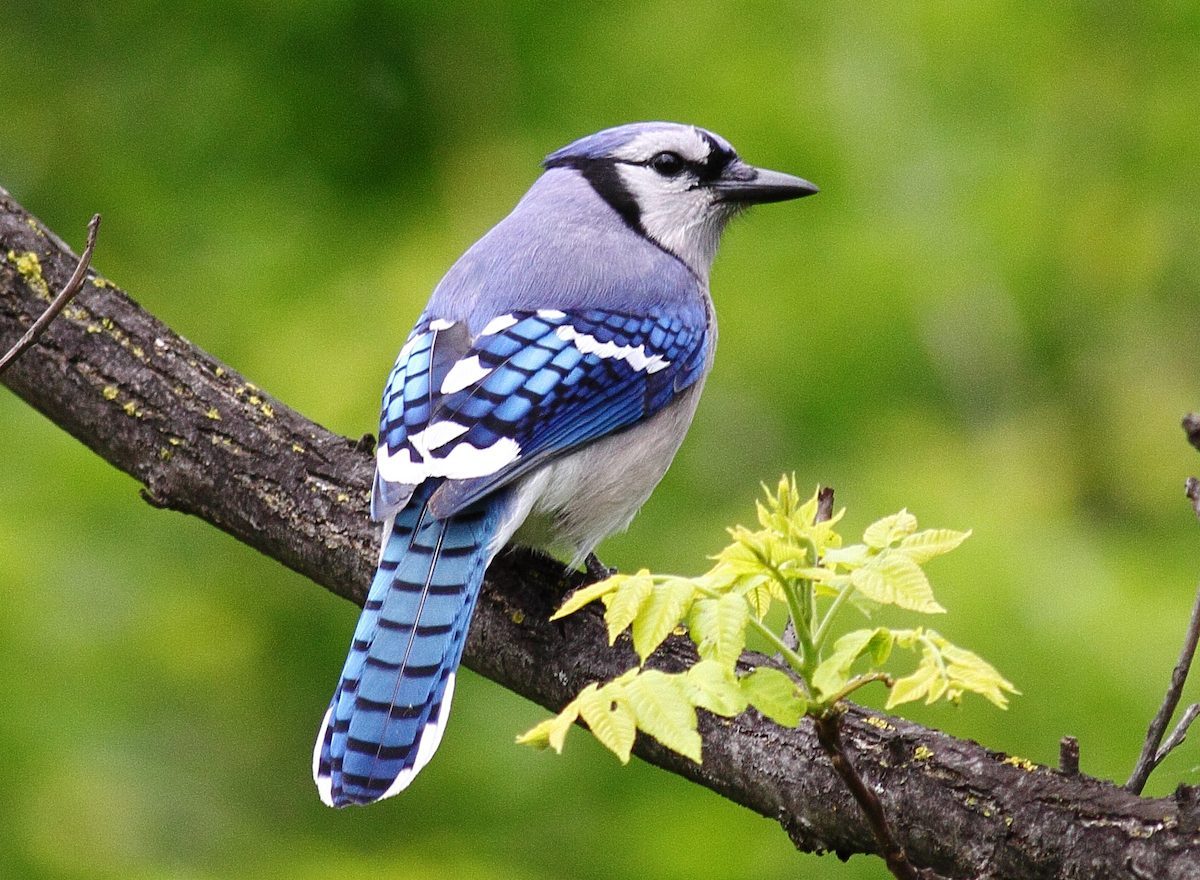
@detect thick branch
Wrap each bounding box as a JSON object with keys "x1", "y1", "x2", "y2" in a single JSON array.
[{"x1": 2, "y1": 187, "x2": 1198, "y2": 880}]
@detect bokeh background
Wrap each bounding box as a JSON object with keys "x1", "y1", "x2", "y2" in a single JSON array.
[{"x1": 2, "y1": 3, "x2": 1199, "y2": 878}]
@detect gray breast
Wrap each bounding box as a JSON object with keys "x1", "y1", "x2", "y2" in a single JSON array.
[{"x1": 496, "y1": 380, "x2": 708, "y2": 566}]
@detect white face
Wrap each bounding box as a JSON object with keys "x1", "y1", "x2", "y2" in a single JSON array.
[{"x1": 611, "y1": 128, "x2": 742, "y2": 280}]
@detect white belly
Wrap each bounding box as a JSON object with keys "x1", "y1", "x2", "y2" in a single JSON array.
[{"x1": 495, "y1": 381, "x2": 706, "y2": 566}]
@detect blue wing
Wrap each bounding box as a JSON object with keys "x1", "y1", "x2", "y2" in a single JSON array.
[
  {"x1": 371, "y1": 315, "x2": 470, "y2": 519},
  {"x1": 372, "y1": 307, "x2": 709, "y2": 519}
]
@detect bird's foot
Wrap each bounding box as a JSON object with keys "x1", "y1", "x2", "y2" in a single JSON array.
[{"x1": 584, "y1": 552, "x2": 617, "y2": 582}]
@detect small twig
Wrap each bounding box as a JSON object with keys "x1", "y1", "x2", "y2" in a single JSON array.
[
  {"x1": 1059, "y1": 735, "x2": 1080, "y2": 776},
  {"x1": 814, "y1": 711, "x2": 943, "y2": 880},
  {"x1": 0, "y1": 213, "x2": 100, "y2": 376},
  {"x1": 1125, "y1": 471, "x2": 1200, "y2": 793},
  {"x1": 1130, "y1": 611, "x2": 1200, "y2": 789},
  {"x1": 1155, "y1": 703, "x2": 1200, "y2": 765},
  {"x1": 816, "y1": 485, "x2": 835, "y2": 523}
]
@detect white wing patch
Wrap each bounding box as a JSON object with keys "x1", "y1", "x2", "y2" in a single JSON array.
[
  {"x1": 376, "y1": 446, "x2": 424, "y2": 484},
  {"x1": 479, "y1": 313, "x2": 518, "y2": 336},
  {"x1": 410, "y1": 421, "x2": 469, "y2": 453},
  {"x1": 377, "y1": 435, "x2": 520, "y2": 484},
  {"x1": 440, "y1": 355, "x2": 492, "y2": 395},
  {"x1": 433, "y1": 437, "x2": 520, "y2": 478},
  {"x1": 555, "y1": 324, "x2": 671, "y2": 374},
  {"x1": 428, "y1": 317, "x2": 456, "y2": 331}
]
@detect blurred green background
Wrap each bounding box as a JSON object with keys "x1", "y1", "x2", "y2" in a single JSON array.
[{"x1": 2, "y1": 2, "x2": 1199, "y2": 878}]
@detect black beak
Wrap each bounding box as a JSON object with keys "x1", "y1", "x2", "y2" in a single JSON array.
[{"x1": 711, "y1": 161, "x2": 819, "y2": 204}]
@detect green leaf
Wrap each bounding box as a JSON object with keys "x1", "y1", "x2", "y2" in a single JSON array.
[
  {"x1": 885, "y1": 658, "x2": 939, "y2": 709},
  {"x1": 740, "y1": 667, "x2": 807, "y2": 727},
  {"x1": 755, "y1": 477, "x2": 846, "y2": 551},
  {"x1": 552, "y1": 576, "x2": 622, "y2": 620},
  {"x1": 716, "y1": 530, "x2": 772, "y2": 575},
  {"x1": 889, "y1": 628, "x2": 922, "y2": 649},
  {"x1": 742, "y1": 580, "x2": 775, "y2": 619},
  {"x1": 885, "y1": 631, "x2": 1019, "y2": 709},
  {"x1": 688, "y1": 592, "x2": 748, "y2": 668},
  {"x1": 757, "y1": 474, "x2": 805, "y2": 531},
  {"x1": 604, "y1": 571, "x2": 654, "y2": 643},
  {"x1": 631, "y1": 577, "x2": 695, "y2": 662},
  {"x1": 516, "y1": 699, "x2": 581, "y2": 753},
  {"x1": 771, "y1": 542, "x2": 819, "y2": 574},
  {"x1": 847, "y1": 590, "x2": 883, "y2": 619},
  {"x1": 525, "y1": 486, "x2": 1010, "y2": 774},
  {"x1": 682, "y1": 659, "x2": 748, "y2": 716},
  {"x1": 863, "y1": 510, "x2": 918, "y2": 549},
  {"x1": 850, "y1": 553, "x2": 946, "y2": 613},
  {"x1": 896, "y1": 529, "x2": 971, "y2": 564},
  {"x1": 576, "y1": 684, "x2": 637, "y2": 763},
  {"x1": 822, "y1": 543, "x2": 869, "y2": 568},
  {"x1": 694, "y1": 564, "x2": 738, "y2": 593},
  {"x1": 623, "y1": 670, "x2": 702, "y2": 762},
  {"x1": 812, "y1": 627, "x2": 894, "y2": 699},
  {"x1": 938, "y1": 641, "x2": 1020, "y2": 709}
]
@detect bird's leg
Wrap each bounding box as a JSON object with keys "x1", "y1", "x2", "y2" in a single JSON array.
[{"x1": 584, "y1": 552, "x2": 617, "y2": 582}]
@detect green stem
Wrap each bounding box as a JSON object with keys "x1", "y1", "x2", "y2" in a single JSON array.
[
  {"x1": 803, "y1": 578, "x2": 817, "y2": 653},
  {"x1": 762, "y1": 536, "x2": 820, "y2": 676},
  {"x1": 781, "y1": 578, "x2": 817, "y2": 676},
  {"x1": 748, "y1": 616, "x2": 813, "y2": 698},
  {"x1": 816, "y1": 672, "x2": 894, "y2": 712},
  {"x1": 812, "y1": 582, "x2": 854, "y2": 654}
]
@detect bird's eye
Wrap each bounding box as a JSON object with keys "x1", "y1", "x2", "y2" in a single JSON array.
[{"x1": 648, "y1": 151, "x2": 686, "y2": 177}]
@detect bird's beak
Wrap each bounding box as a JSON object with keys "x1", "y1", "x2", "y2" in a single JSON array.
[{"x1": 710, "y1": 161, "x2": 819, "y2": 204}]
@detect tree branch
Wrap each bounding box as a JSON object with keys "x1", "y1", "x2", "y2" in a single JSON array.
[
  {"x1": 1127, "y1": 578, "x2": 1200, "y2": 795},
  {"x1": 0, "y1": 212, "x2": 99, "y2": 375},
  {"x1": 815, "y1": 709, "x2": 944, "y2": 880},
  {"x1": 1126, "y1": 449, "x2": 1200, "y2": 795},
  {"x1": 2, "y1": 187, "x2": 1198, "y2": 880}
]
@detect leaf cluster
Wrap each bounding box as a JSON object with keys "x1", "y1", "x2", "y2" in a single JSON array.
[{"x1": 519, "y1": 477, "x2": 1016, "y2": 764}]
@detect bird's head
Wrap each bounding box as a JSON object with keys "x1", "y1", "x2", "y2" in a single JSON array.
[{"x1": 543, "y1": 122, "x2": 817, "y2": 278}]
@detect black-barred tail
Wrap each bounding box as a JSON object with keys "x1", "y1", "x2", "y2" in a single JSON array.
[{"x1": 314, "y1": 481, "x2": 502, "y2": 806}]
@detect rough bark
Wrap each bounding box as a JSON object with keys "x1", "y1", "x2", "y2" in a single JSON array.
[{"x1": 2, "y1": 187, "x2": 1197, "y2": 879}]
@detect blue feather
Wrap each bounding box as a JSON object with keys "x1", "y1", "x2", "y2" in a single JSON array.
[
  {"x1": 315, "y1": 481, "x2": 504, "y2": 806},
  {"x1": 372, "y1": 308, "x2": 708, "y2": 518}
]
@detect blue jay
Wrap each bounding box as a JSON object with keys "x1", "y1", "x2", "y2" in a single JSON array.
[{"x1": 314, "y1": 122, "x2": 816, "y2": 806}]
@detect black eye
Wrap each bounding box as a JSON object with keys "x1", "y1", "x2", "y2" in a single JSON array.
[{"x1": 648, "y1": 151, "x2": 685, "y2": 176}]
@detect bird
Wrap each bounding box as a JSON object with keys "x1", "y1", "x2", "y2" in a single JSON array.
[{"x1": 313, "y1": 121, "x2": 817, "y2": 807}]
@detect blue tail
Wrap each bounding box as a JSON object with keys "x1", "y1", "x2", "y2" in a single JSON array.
[{"x1": 314, "y1": 481, "x2": 503, "y2": 807}]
